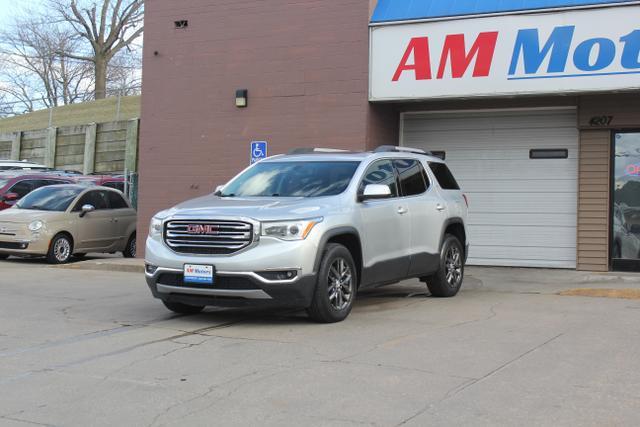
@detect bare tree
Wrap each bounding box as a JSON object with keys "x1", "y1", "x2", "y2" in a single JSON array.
[
  {"x1": 0, "y1": 18, "x2": 94, "y2": 114},
  {"x1": 50, "y1": 0, "x2": 144, "y2": 99}
]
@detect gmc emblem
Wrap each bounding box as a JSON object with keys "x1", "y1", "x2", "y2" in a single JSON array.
[{"x1": 186, "y1": 224, "x2": 220, "y2": 235}]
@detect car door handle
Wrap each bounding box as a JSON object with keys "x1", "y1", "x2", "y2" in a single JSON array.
[
  {"x1": 436, "y1": 204, "x2": 446, "y2": 211},
  {"x1": 397, "y1": 207, "x2": 408, "y2": 215}
]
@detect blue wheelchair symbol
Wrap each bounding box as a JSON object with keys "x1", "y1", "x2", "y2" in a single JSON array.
[{"x1": 251, "y1": 141, "x2": 268, "y2": 164}]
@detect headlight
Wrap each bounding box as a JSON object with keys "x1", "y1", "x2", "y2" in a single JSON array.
[
  {"x1": 28, "y1": 220, "x2": 44, "y2": 232},
  {"x1": 149, "y1": 217, "x2": 163, "y2": 237},
  {"x1": 261, "y1": 217, "x2": 323, "y2": 241}
]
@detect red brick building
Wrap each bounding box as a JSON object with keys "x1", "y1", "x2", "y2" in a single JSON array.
[{"x1": 138, "y1": 0, "x2": 640, "y2": 272}]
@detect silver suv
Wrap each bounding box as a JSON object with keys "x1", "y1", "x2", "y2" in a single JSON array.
[{"x1": 145, "y1": 146, "x2": 468, "y2": 322}]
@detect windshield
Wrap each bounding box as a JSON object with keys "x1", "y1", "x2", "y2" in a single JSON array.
[
  {"x1": 16, "y1": 186, "x2": 82, "y2": 211},
  {"x1": 221, "y1": 161, "x2": 360, "y2": 197}
]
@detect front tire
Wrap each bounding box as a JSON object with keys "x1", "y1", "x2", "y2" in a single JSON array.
[
  {"x1": 426, "y1": 234, "x2": 464, "y2": 298},
  {"x1": 47, "y1": 234, "x2": 73, "y2": 264},
  {"x1": 123, "y1": 233, "x2": 136, "y2": 258},
  {"x1": 307, "y1": 243, "x2": 357, "y2": 323},
  {"x1": 162, "y1": 301, "x2": 204, "y2": 315}
]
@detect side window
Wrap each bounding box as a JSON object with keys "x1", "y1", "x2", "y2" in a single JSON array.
[
  {"x1": 429, "y1": 162, "x2": 460, "y2": 190},
  {"x1": 9, "y1": 180, "x2": 34, "y2": 198},
  {"x1": 103, "y1": 181, "x2": 125, "y2": 192},
  {"x1": 394, "y1": 159, "x2": 428, "y2": 197},
  {"x1": 74, "y1": 191, "x2": 108, "y2": 211},
  {"x1": 359, "y1": 160, "x2": 398, "y2": 197},
  {"x1": 106, "y1": 191, "x2": 129, "y2": 209}
]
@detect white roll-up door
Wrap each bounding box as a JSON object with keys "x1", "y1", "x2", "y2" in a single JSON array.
[{"x1": 402, "y1": 108, "x2": 578, "y2": 268}]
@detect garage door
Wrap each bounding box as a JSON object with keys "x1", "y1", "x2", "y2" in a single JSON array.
[{"x1": 402, "y1": 108, "x2": 578, "y2": 268}]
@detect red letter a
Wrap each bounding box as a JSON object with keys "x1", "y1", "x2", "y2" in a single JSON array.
[{"x1": 392, "y1": 37, "x2": 432, "y2": 81}]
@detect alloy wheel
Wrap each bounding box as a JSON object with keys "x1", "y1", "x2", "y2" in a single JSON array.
[
  {"x1": 445, "y1": 246, "x2": 463, "y2": 287},
  {"x1": 54, "y1": 238, "x2": 71, "y2": 262},
  {"x1": 327, "y1": 258, "x2": 353, "y2": 310}
]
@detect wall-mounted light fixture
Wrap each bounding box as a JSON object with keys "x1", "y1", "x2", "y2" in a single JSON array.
[
  {"x1": 174, "y1": 20, "x2": 189, "y2": 29},
  {"x1": 235, "y1": 89, "x2": 248, "y2": 108}
]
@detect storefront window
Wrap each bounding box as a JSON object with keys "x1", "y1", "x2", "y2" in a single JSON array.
[{"x1": 612, "y1": 132, "x2": 640, "y2": 270}]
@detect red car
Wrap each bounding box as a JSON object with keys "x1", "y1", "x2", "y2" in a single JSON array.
[
  {"x1": 0, "y1": 172, "x2": 74, "y2": 210},
  {"x1": 74, "y1": 175, "x2": 126, "y2": 193}
]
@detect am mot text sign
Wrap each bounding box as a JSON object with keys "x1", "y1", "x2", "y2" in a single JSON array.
[{"x1": 370, "y1": 6, "x2": 640, "y2": 100}]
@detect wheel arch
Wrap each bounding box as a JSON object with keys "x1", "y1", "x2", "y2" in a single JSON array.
[
  {"x1": 440, "y1": 218, "x2": 467, "y2": 259},
  {"x1": 314, "y1": 227, "x2": 363, "y2": 287}
]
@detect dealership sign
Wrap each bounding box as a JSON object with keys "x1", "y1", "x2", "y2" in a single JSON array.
[{"x1": 370, "y1": 6, "x2": 640, "y2": 100}]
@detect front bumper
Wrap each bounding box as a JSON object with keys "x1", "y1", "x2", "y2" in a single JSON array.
[
  {"x1": 145, "y1": 266, "x2": 317, "y2": 308},
  {"x1": 0, "y1": 236, "x2": 51, "y2": 256}
]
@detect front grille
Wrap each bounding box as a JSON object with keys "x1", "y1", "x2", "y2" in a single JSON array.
[
  {"x1": 164, "y1": 220, "x2": 253, "y2": 255},
  {"x1": 157, "y1": 273, "x2": 260, "y2": 290}
]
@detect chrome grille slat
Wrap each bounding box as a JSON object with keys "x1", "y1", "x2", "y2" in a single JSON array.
[{"x1": 164, "y1": 219, "x2": 253, "y2": 255}]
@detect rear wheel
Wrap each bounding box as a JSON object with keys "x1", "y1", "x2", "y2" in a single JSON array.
[
  {"x1": 307, "y1": 243, "x2": 357, "y2": 323},
  {"x1": 425, "y1": 234, "x2": 464, "y2": 298},
  {"x1": 162, "y1": 301, "x2": 204, "y2": 315},
  {"x1": 123, "y1": 233, "x2": 136, "y2": 258},
  {"x1": 46, "y1": 234, "x2": 73, "y2": 264}
]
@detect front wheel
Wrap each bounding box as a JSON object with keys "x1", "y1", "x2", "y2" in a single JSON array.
[
  {"x1": 46, "y1": 234, "x2": 73, "y2": 264},
  {"x1": 425, "y1": 234, "x2": 464, "y2": 298},
  {"x1": 162, "y1": 301, "x2": 204, "y2": 315},
  {"x1": 307, "y1": 243, "x2": 357, "y2": 323}
]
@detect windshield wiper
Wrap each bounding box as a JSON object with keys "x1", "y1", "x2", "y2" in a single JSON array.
[{"x1": 220, "y1": 193, "x2": 235, "y2": 198}]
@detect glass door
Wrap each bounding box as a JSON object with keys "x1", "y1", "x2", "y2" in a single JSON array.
[{"x1": 612, "y1": 132, "x2": 640, "y2": 271}]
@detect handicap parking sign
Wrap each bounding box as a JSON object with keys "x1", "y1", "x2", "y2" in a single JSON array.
[{"x1": 250, "y1": 141, "x2": 268, "y2": 164}]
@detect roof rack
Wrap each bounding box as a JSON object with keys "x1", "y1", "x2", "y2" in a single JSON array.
[
  {"x1": 287, "y1": 148, "x2": 352, "y2": 155},
  {"x1": 373, "y1": 145, "x2": 432, "y2": 156}
]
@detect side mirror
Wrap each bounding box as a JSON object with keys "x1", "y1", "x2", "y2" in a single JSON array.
[
  {"x1": 2, "y1": 193, "x2": 19, "y2": 202},
  {"x1": 79, "y1": 204, "x2": 95, "y2": 218},
  {"x1": 214, "y1": 185, "x2": 224, "y2": 195},
  {"x1": 358, "y1": 184, "x2": 392, "y2": 202}
]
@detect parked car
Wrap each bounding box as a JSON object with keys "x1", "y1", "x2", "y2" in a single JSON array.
[
  {"x1": 0, "y1": 172, "x2": 74, "y2": 210},
  {"x1": 145, "y1": 146, "x2": 468, "y2": 322},
  {"x1": 74, "y1": 174, "x2": 126, "y2": 193},
  {"x1": 0, "y1": 160, "x2": 49, "y2": 171},
  {"x1": 0, "y1": 185, "x2": 137, "y2": 263},
  {"x1": 613, "y1": 203, "x2": 640, "y2": 259}
]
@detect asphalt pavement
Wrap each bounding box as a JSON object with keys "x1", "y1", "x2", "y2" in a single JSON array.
[{"x1": 0, "y1": 259, "x2": 639, "y2": 426}]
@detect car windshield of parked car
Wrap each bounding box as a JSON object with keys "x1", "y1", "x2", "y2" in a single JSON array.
[
  {"x1": 220, "y1": 161, "x2": 360, "y2": 197},
  {"x1": 16, "y1": 187, "x2": 83, "y2": 211}
]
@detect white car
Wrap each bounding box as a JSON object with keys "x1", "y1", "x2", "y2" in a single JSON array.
[{"x1": 0, "y1": 160, "x2": 49, "y2": 171}]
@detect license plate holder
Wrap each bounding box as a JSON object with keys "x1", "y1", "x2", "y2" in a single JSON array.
[{"x1": 183, "y1": 264, "x2": 215, "y2": 285}]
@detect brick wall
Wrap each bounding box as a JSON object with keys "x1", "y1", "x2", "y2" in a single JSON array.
[{"x1": 137, "y1": 0, "x2": 377, "y2": 253}]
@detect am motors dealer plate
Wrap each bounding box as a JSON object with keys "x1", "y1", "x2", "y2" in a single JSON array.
[{"x1": 183, "y1": 264, "x2": 215, "y2": 285}]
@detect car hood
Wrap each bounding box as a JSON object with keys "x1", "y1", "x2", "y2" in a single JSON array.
[
  {"x1": 0, "y1": 209, "x2": 66, "y2": 224},
  {"x1": 165, "y1": 194, "x2": 334, "y2": 221}
]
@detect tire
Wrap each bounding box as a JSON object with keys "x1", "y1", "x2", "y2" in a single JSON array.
[
  {"x1": 426, "y1": 234, "x2": 464, "y2": 298},
  {"x1": 123, "y1": 233, "x2": 136, "y2": 258},
  {"x1": 0, "y1": 254, "x2": 9, "y2": 260},
  {"x1": 307, "y1": 243, "x2": 357, "y2": 323},
  {"x1": 74, "y1": 253, "x2": 87, "y2": 259},
  {"x1": 46, "y1": 234, "x2": 73, "y2": 264},
  {"x1": 162, "y1": 301, "x2": 204, "y2": 315}
]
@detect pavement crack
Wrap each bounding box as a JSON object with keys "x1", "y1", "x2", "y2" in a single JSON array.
[
  {"x1": 0, "y1": 414, "x2": 57, "y2": 426},
  {"x1": 395, "y1": 332, "x2": 565, "y2": 426}
]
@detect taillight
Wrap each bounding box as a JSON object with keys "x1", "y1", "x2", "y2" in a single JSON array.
[{"x1": 462, "y1": 194, "x2": 469, "y2": 207}]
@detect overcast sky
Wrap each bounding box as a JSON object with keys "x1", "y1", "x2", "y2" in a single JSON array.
[{"x1": 0, "y1": 0, "x2": 44, "y2": 25}]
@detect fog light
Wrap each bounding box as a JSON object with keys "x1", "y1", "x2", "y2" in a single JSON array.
[
  {"x1": 145, "y1": 264, "x2": 158, "y2": 275},
  {"x1": 257, "y1": 270, "x2": 298, "y2": 281}
]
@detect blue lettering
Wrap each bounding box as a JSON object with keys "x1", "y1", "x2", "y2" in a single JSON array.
[
  {"x1": 573, "y1": 38, "x2": 616, "y2": 71},
  {"x1": 620, "y1": 30, "x2": 640, "y2": 69},
  {"x1": 509, "y1": 26, "x2": 575, "y2": 75}
]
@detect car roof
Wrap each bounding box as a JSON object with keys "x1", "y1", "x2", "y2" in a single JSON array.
[{"x1": 261, "y1": 151, "x2": 444, "y2": 163}]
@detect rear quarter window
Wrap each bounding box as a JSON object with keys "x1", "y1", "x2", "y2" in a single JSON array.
[{"x1": 429, "y1": 162, "x2": 460, "y2": 190}]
